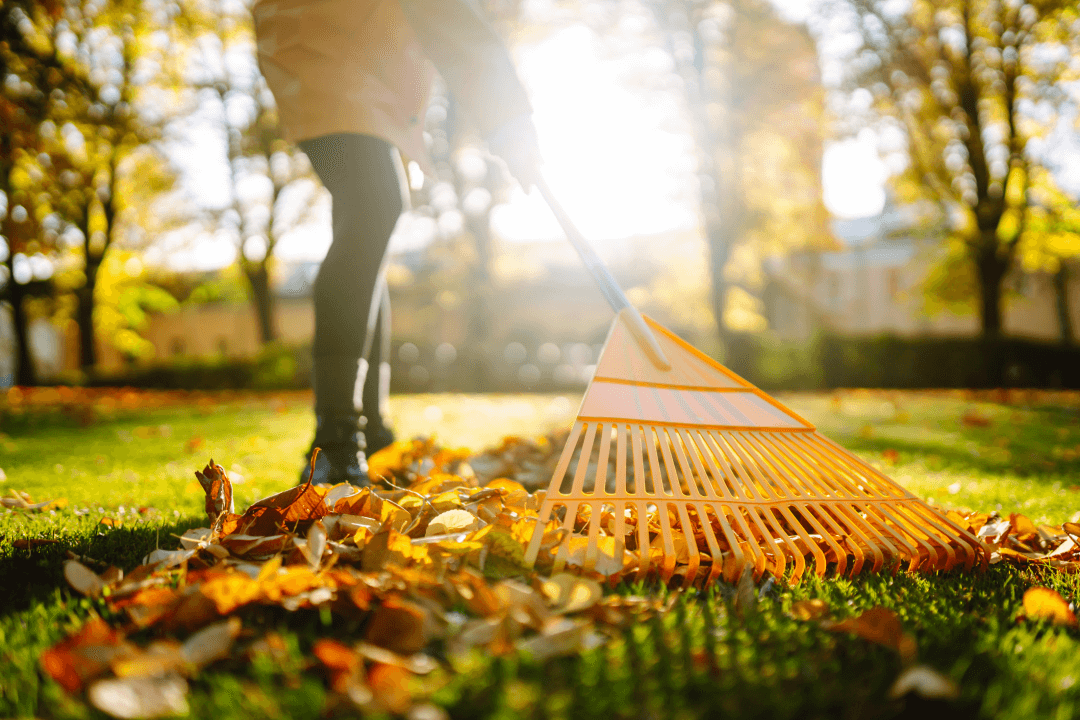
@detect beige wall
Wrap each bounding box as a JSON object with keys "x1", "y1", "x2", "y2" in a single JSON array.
[
  {"x1": 769, "y1": 253, "x2": 1080, "y2": 341},
  {"x1": 139, "y1": 300, "x2": 315, "y2": 364}
]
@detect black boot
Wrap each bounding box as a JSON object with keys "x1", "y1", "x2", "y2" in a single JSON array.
[
  {"x1": 364, "y1": 419, "x2": 396, "y2": 458},
  {"x1": 301, "y1": 414, "x2": 369, "y2": 486}
]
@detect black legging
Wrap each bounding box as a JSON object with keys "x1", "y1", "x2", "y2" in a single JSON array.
[{"x1": 298, "y1": 133, "x2": 404, "y2": 422}]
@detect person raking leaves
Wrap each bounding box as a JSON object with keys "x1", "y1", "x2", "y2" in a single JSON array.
[{"x1": 251, "y1": 0, "x2": 542, "y2": 484}]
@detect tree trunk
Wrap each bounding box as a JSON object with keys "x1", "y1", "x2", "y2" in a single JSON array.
[
  {"x1": 1054, "y1": 262, "x2": 1074, "y2": 346},
  {"x1": 974, "y1": 243, "x2": 1007, "y2": 338},
  {"x1": 76, "y1": 272, "x2": 97, "y2": 370},
  {"x1": 8, "y1": 278, "x2": 36, "y2": 386},
  {"x1": 245, "y1": 263, "x2": 276, "y2": 344}
]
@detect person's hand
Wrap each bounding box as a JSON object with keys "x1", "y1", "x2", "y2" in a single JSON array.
[{"x1": 486, "y1": 113, "x2": 542, "y2": 190}]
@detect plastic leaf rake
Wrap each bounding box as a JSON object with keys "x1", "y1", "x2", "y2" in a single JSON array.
[{"x1": 523, "y1": 313, "x2": 986, "y2": 587}]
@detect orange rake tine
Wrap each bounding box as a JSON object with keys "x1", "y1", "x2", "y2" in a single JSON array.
[{"x1": 524, "y1": 312, "x2": 987, "y2": 586}]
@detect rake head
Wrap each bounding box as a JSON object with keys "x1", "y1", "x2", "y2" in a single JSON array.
[{"x1": 523, "y1": 314, "x2": 986, "y2": 587}]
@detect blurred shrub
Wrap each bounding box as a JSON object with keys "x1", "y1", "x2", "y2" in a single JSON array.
[
  {"x1": 731, "y1": 334, "x2": 1080, "y2": 390},
  {"x1": 87, "y1": 344, "x2": 312, "y2": 391},
  {"x1": 70, "y1": 337, "x2": 1080, "y2": 391}
]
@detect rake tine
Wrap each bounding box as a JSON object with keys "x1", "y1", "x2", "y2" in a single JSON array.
[{"x1": 524, "y1": 312, "x2": 986, "y2": 586}]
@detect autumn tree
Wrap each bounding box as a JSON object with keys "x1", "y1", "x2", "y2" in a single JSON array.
[
  {"x1": 187, "y1": 0, "x2": 317, "y2": 345},
  {"x1": 55, "y1": 0, "x2": 190, "y2": 370},
  {"x1": 648, "y1": 0, "x2": 829, "y2": 355},
  {"x1": 1022, "y1": 167, "x2": 1080, "y2": 345},
  {"x1": 831, "y1": 0, "x2": 1079, "y2": 337},
  {"x1": 0, "y1": 0, "x2": 94, "y2": 384}
]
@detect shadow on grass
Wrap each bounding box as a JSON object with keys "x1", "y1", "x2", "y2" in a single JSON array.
[
  {"x1": 831, "y1": 420, "x2": 1079, "y2": 483},
  {"x1": 0, "y1": 515, "x2": 208, "y2": 615}
]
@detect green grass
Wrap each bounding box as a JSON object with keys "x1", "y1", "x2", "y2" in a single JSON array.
[{"x1": 2, "y1": 389, "x2": 1079, "y2": 719}]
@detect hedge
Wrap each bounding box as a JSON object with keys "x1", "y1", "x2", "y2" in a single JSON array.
[{"x1": 65, "y1": 335, "x2": 1080, "y2": 392}]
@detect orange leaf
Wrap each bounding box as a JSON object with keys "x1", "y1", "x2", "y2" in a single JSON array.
[
  {"x1": 826, "y1": 607, "x2": 917, "y2": 662},
  {"x1": 40, "y1": 618, "x2": 124, "y2": 692},
  {"x1": 110, "y1": 587, "x2": 179, "y2": 628},
  {"x1": 195, "y1": 461, "x2": 234, "y2": 524},
  {"x1": 1009, "y1": 513, "x2": 1039, "y2": 538},
  {"x1": 333, "y1": 488, "x2": 373, "y2": 517},
  {"x1": 200, "y1": 573, "x2": 262, "y2": 614},
  {"x1": 486, "y1": 478, "x2": 527, "y2": 495},
  {"x1": 313, "y1": 639, "x2": 359, "y2": 672},
  {"x1": 1022, "y1": 587, "x2": 1077, "y2": 627},
  {"x1": 236, "y1": 481, "x2": 329, "y2": 536},
  {"x1": 367, "y1": 663, "x2": 413, "y2": 715}
]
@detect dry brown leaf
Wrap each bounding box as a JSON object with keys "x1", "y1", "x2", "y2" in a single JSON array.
[
  {"x1": 195, "y1": 461, "x2": 233, "y2": 525},
  {"x1": 237, "y1": 479, "x2": 329, "y2": 536},
  {"x1": 87, "y1": 674, "x2": 189, "y2": 719},
  {"x1": 355, "y1": 642, "x2": 438, "y2": 675},
  {"x1": 734, "y1": 564, "x2": 756, "y2": 617},
  {"x1": 825, "y1": 607, "x2": 917, "y2": 662},
  {"x1": 65, "y1": 560, "x2": 105, "y2": 598},
  {"x1": 516, "y1": 618, "x2": 598, "y2": 661},
  {"x1": 887, "y1": 665, "x2": 960, "y2": 700},
  {"x1": 365, "y1": 598, "x2": 430, "y2": 655},
  {"x1": 182, "y1": 617, "x2": 241, "y2": 668},
  {"x1": 13, "y1": 538, "x2": 61, "y2": 549}
]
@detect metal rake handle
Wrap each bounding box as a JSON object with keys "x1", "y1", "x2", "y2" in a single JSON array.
[{"x1": 535, "y1": 176, "x2": 671, "y2": 371}]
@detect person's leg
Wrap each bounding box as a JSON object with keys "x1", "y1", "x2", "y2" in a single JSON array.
[
  {"x1": 298, "y1": 132, "x2": 404, "y2": 484},
  {"x1": 361, "y1": 281, "x2": 396, "y2": 456}
]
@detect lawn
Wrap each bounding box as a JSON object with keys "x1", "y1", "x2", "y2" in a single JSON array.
[{"x1": 2, "y1": 388, "x2": 1079, "y2": 719}]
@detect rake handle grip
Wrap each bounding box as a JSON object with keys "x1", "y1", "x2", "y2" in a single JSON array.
[{"x1": 536, "y1": 176, "x2": 671, "y2": 371}]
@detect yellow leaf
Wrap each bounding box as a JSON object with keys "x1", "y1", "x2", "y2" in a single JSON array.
[
  {"x1": 426, "y1": 509, "x2": 480, "y2": 537},
  {"x1": 200, "y1": 573, "x2": 261, "y2": 614},
  {"x1": 1023, "y1": 587, "x2": 1077, "y2": 626},
  {"x1": 486, "y1": 478, "x2": 527, "y2": 495},
  {"x1": 790, "y1": 599, "x2": 829, "y2": 621}
]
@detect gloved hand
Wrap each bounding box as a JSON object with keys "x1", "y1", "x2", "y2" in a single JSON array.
[{"x1": 485, "y1": 112, "x2": 542, "y2": 190}]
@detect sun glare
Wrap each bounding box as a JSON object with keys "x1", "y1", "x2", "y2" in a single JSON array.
[
  {"x1": 822, "y1": 132, "x2": 888, "y2": 219},
  {"x1": 490, "y1": 24, "x2": 699, "y2": 244}
]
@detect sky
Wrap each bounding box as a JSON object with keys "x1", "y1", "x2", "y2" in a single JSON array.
[{"x1": 164, "y1": 0, "x2": 891, "y2": 270}]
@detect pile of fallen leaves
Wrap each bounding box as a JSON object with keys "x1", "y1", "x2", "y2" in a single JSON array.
[
  {"x1": 43, "y1": 439, "x2": 667, "y2": 718},
  {"x1": 37, "y1": 434, "x2": 1080, "y2": 718}
]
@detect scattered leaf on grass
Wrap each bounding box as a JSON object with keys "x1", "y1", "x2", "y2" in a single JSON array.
[
  {"x1": 13, "y1": 538, "x2": 62, "y2": 549},
  {"x1": 734, "y1": 565, "x2": 756, "y2": 616},
  {"x1": 1022, "y1": 587, "x2": 1077, "y2": 627},
  {"x1": 53, "y1": 425, "x2": 1076, "y2": 717},
  {"x1": 888, "y1": 665, "x2": 960, "y2": 700},
  {"x1": 65, "y1": 560, "x2": 105, "y2": 598},
  {"x1": 88, "y1": 674, "x2": 190, "y2": 719},
  {"x1": 824, "y1": 607, "x2": 917, "y2": 663},
  {"x1": 790, "y1": 599, "x2": 829, "y2": 621}
]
